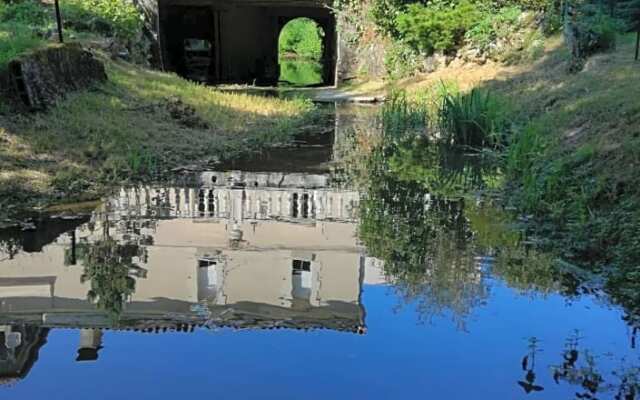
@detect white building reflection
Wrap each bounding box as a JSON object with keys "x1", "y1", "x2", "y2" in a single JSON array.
[{"x1": 0, "y1": 172, "x2": 380, "y2": 339}]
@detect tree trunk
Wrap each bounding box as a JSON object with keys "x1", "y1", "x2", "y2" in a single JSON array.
[{"x1": 54, "y1": 0, "x2": 64, "y2": 43}]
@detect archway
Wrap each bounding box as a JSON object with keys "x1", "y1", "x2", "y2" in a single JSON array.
[{"x1": 278, "y1": 18, "x2": 326, "y2": 87}]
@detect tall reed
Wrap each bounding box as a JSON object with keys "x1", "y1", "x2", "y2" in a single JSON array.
[
  {"x1": 439, "y1": 88, "x2": 504, "y2": 148},
  {"x1": 381, "y1": 90, "x2": 429, "y2": 138}
]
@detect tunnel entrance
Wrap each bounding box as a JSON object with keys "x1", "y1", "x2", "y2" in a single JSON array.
[
  {"x1": 164, "y1": 6, "x2": 218, "y2": 84},
  {"x1": 158, "y1": 0, "x2": 337, "y2": 87},
  {"x1": 278, "y1": 18, "x2": 325, "y2": 87}
]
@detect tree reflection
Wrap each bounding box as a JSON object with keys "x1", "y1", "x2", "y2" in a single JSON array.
[
  {"x1": 356, "y1": 131, "x2": 570, "y2": 326},
  {"x1": 77, "y1": 241, "x2": 139, "y2": 320},
  {"x1": 358, "y1": 143, "x2": 489, "y2": 327},
  {"x1": 387, "y1": 136, "x2": 501, "y2": 196},
  {"x1": 74, "y1": 214, "x2": 149, "y2": 321},
  {"x1": 0, "y1": 237, "x2": 21, "y2": 261}
]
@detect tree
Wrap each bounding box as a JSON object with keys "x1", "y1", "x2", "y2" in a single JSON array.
[{"x1": 618, "y1": 0, "x2": 640, "y2": 59}]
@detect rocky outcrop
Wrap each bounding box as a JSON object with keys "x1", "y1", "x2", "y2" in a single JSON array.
[{"x1": 0, "y1": 43, "x2": 107, "y2": 112}]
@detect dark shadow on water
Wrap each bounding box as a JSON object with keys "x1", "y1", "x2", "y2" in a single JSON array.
[{"x1": 217, "y1": 129, "x2": 335, "y2": 173}]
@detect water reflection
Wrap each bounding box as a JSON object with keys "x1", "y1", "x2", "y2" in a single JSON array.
[
  {"x1": 357, "y1": 137, "x2": 497, "y2": 327},
  {"x1": 0, "y1": 325, "x2": 48, "y2": 385},
  {"x1": 511, "y1": 332, "x2": 640, "y2": 399},
  {"x1": 0, "y1": 106, "x2": 638, "y2": 398}
]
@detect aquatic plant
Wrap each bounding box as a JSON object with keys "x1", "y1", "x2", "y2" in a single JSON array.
[
  {"x1": 439, "y1": 88, "x2": 505, "y2": 148},
  {"x1": 381, "y1": 90, "x2": 429, "y2": 139}
]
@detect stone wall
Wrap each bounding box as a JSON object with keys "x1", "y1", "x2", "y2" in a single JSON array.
[{"x1": 0, "y1": 43, "x2": 107, "y2": 112}]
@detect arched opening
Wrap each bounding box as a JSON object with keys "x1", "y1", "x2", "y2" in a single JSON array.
[
  {"x1": 164, "y1": 6, "x2": 218, "y2": 84},
  {"x1": 278, "y1": 18, "x2": 325, "y2": 87},
  {"x1": 159, "y1": 4, "x2": 337, "y2": 86}
]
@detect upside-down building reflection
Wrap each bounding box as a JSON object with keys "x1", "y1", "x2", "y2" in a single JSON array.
[{"x1": 0, "y1": 172, "x2": 372, "y2": 346}]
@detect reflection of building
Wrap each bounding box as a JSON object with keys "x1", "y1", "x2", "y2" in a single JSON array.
[
  {"x1": 0, "y1": 325, "x2": 48, "y2": 386},
  {"x1": 76, "y1": 329, "x2": 103, "y2": 362},
  {"x1": 0, "y1": 173, "x2": 367, "y2": 336},
  {"x1": 107, "y1": 172, "x2": 359, "y2": 222}
]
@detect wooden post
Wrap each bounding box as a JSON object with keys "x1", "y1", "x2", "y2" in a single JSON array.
[{"x1": 54, "y1": 0, "x2": 64, "y2": 43}]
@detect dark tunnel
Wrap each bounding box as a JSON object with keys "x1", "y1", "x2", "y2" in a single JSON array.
[{"x1": 158, "y1": 0, "x2": 337, "y2": 87}]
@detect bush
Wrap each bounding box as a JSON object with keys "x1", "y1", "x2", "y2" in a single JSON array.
[
  {"x1": 0, "y1": 22, "x2": 43, "y2": 67},
  {"x1": 384, "y1": 40, "x2": 423, "y2": 78},
  {"x1": 395, "y1": 1, "x2": 481, "y2": 55},
  {"x1": 0, "y1": 0, "x2": 50, "y2": 25},
  {"x1": 617, "y1": 0, "x2": 640, "y2": 32},
  {"x1": 465, "y1": 6, "x2": 522, "y2": 53},
  {"x1": 439, "y1": 88, "x2": 505, "y2": 148},
  {"x1": 61, "y1": 0, "x2": 143, "y2": 42},
  {"x1": 370, "y1": 0, "x2": 415, "y2": 36}
]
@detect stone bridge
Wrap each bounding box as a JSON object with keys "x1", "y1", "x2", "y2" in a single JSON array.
[{"x1": 137, "y1": 0, "x2": 338, "y2": 86}]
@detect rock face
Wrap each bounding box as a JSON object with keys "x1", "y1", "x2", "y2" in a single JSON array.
[{"x1": 0, "y1": 43, "x2": 107, "y2": 111}]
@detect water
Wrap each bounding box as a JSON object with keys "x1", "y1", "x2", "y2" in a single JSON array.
[
  {"x1": 279, "y1": 59, "x2": 324, "y2": 87},
  {"x1": 0, "y1": 105, "x2": 637, "y2": 399}
]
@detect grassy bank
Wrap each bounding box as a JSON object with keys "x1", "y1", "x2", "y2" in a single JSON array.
[
  {"x1": 0, "y1": 52, "x2": 319, "y2": 221},
  {"x1": 375, "y1": 32, "x2": 640, "y2": 313},
  {"x1": 484, "y1": 34, "x2": 640, "y2": 270}
]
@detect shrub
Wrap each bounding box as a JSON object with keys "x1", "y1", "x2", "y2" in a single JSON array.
[
  {"x1": 466, "y1": 6, "x2": 522, "y2": 53},
  {"x1": 395, "y1": 1, "x2": 482, "y2": 55},
  {"x1": 439, "y1": 88, "x2": 505, "y2": 148},
  {"x1": 384, "y1": 40, "x2": 423, "y2": 78},
  {"x1": 370, "y1": 0, "x2": 415, "y2": 36},
  {"x1": 0, "y1": 0, "x2": 50, "y2": 25},
  {"x1": 617, "y1": 0, "x2": 640, "y2": 32},
  {"x1": 0, "y1": 22, "x2": 43, "y2": 67},
  {"x1": 61, "y1": 0, "x2": 143, "y2": 42}
]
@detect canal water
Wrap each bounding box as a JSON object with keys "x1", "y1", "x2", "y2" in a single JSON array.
[{"x1": 0, "y1": 105, "x2": 637, "y2": 399}]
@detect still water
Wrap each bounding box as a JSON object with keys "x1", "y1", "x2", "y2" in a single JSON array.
[{"x1": 0, "y1": 106, "x2": 637, "y2": 399}]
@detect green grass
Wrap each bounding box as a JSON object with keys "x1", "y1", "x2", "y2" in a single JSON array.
[
  {"x1": 487, "y1": 34, "x2": 640, "y2": 275},
  {"x1": 0, "y1": 0, "x2": 50, "y2": 67}
]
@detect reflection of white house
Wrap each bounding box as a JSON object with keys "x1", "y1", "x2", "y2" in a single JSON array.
[
  {"x1": 0, "y1": 173, "x2": 368, "y2": 335},
  {"x1": 108, "y1": 172, "x2": 359, "y2": 222}
]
